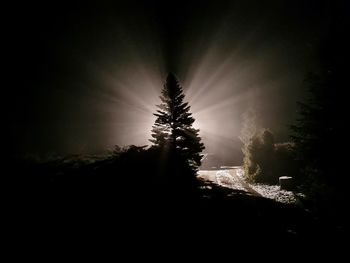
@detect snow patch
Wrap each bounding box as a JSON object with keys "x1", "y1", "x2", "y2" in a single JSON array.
[
  {"x1": 250, "y1": 184, "x2": 297, "y2": 204},
  {"x1": 215, "y1": 170, "x2": 245, "y2": 191},
  {"x1": 236, "y1": 168, "x2": 298, "y2": 204}
]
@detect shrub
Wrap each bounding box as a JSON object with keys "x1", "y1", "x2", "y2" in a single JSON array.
[{"x1": 243, "y1": 130, "x2": 296, "y2": 185}]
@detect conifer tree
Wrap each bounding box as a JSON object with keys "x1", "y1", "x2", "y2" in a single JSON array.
[{"x1": 150, "y1": 73, "x2": 205, "y2": 172}]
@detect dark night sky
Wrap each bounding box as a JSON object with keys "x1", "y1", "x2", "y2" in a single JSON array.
[{"x1": 6, "y1": 0, "x2": 348, "y2": 157}]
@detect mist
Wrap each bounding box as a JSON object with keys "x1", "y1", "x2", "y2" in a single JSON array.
[{"x1": 7, "y1": 0, "x2": 329, "y2": 157}]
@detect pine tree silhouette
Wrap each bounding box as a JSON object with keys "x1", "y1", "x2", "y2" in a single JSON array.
[{"x1": 150, "y1": 73, "x2": 205, "y2": 172}]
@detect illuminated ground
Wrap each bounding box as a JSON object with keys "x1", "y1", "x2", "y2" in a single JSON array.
[
  {"x1": 198, "y1": 167, "x2": 298, "y2": 204},
  {"x1": 198, "y1": 168, "x2": 259, "y2": 195}
]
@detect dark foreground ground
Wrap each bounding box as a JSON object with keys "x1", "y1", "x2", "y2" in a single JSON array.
[{"x1": 4, "y1": 157, "x2": 347, "y2": 258}]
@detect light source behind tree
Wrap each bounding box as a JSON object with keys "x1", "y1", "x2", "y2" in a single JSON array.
[{"x1": 150, "y1": 73, "x2": 205, "y2": 173}]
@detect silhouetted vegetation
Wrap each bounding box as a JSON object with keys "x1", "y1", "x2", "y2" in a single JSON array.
[
  {"x1": 7, "y1": 150, "x2": 326, "y2": 249},
  {"x1": 274, "y1": 142, "x2": 299, "y2": 184},
  {"x1": 150, "y1": 73, "x2": 205, "y2": 177},
  {"x1": 242, "y1": 129, "x2": 296, "y2": 184},
  {"x1": 290, "y1": 73, "x2": 346, "y2": 217},
  {"x1": 6, "y1": 66, "x2": 345, "y2": 248},
  {"x1": 289, "y1": 17, "x2": 347, "y2": 220},
  {"x1": 7, "y1": 74, "x2": 206, "y2": 209}
]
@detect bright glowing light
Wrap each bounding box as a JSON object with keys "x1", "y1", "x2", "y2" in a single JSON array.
[
  {"x1": 72, "y1": 36, "x2": 166, "y2": 151},
  {"x1": 77, "y1": 10, "x2": 302, "y2": 154},
  {"x1": 88, "y1": 64, "x2": 163, "y2": 147},
  {"x1": 172, "y1": 19, "x2": 303, "y2": 154}
]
